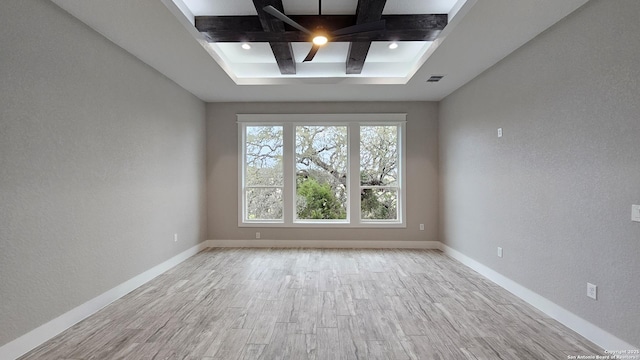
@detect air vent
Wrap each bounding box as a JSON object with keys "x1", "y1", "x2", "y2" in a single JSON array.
[{"x1": 427, "y1": 75, "x2": 444, "y2": 83}]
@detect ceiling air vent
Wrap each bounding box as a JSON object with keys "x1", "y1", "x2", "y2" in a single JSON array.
[{"x1": 427, "y1": 75, "x2": 444, "y2": 83}]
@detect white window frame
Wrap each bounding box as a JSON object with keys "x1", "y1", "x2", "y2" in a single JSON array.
[{"x1": 238, "y1": 113, "x2": 406, "y2": 228}]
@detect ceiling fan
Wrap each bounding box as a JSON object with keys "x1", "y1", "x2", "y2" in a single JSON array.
[{"x1": 262, "y1": 1, "x2": 386, "y2": 62}]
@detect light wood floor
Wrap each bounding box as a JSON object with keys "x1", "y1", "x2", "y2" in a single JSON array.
[{"x1": 20, "y1": 248, "x2": 603, "y2": 360}]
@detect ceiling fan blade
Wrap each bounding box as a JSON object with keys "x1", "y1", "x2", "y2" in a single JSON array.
[
  {"x1": 303, "y1": 45, "x2": 320, "y2": 62},
  {"x1": 263, "y1": 5, "x2": 312, "y2": 35},
  {"x1": 331, "y1": 20, "x2": 386, "y2": 36}
]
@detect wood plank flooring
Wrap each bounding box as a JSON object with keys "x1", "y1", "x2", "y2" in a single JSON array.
[{"x1": 19, "y1": 248, "x2": 604, "y2": 360}]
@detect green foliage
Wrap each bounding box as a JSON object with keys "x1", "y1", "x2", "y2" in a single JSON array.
[
  {"x1": 297, "y1": 178, "x2": 346, "y2": 219},
  {"x1": 361, "y1": 189, "x2": 383, "y2": 219},
  {"x1": 360, "y1": 188, "x2": 397, "y2": 220}
]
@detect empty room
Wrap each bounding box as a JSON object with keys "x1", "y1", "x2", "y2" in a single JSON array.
[{"x1": 1, "y1": 0, "x2": 638, "y2": 359}]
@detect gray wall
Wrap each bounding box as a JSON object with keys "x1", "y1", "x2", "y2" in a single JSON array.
[
  {"x1": 439, "y1": 0, "x2": 639, "y2": 347},
  {"x1": 207, "y1": 102, "x2": 439, "y2": 242},
  {"x1": 0, "y1": 0, "x2": 207, "y2": 347}
]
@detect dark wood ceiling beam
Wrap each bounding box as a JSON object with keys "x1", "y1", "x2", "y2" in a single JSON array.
[
  {"x1": 199, "y1": 29, "x2": 442, "y2": 43},
  {"x1": 251, "y1": 0, "x2": 296, "y2": 74},
  {"x1": 345, "y1": 42, "x2": 369, "y2": 74},
  {"x1": 269, "y1": 42, "x2": 296, "y2": 74},
  {"x1": 196, "y1": 14, "x2": 447, "y2": 42},
  {"x1": 346, "y1": 0, "x2": 386, "y2": 74}
]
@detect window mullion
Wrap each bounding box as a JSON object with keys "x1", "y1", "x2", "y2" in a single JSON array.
[
  {"x1": 282, "y1": 123, "x2": 294, "y2": 226},
  {"x1": 348, "y1": 123, "x2": 360, "y2": 224}
]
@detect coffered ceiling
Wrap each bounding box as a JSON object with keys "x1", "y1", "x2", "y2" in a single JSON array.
[
  {"x1": 187, "y1": 0, "x2": 454, "y2": 82},
  {"x1": 50, "y1": 0, "x2": 589, "y2": 102}
]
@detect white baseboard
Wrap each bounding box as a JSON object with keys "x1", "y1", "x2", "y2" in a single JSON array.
[
  {"x1": 0, "y1": 242, "x2": 208, "y2": 360},
  {"x1": 206, "y1": 239, "x2": 442, "y2": 249},
  {"x1": 441, "y1": 244, "x2": 638, "y2": 352}
]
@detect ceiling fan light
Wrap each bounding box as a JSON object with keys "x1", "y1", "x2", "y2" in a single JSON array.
[{"x1": 312, "y1": 35, "x2": 328, "y2": 46}]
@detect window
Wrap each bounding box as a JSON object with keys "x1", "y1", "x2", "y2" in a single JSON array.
[
  {"x1": 296, "y1": 125, "x2": 348, "y2": 221},
  {"x1": 239, "y1": 114, "x2": 406, "y2": 227},
  {"x1": 244, "y1": 125, "x2": 283, "y2": 221},
  {"x1": 360, "y1": 125, "x2": 400, "y2": 221}
]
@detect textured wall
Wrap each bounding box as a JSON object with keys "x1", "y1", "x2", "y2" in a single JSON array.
[
  {"x1": 439, "y1": 0, "x2": 640, "y2": 347},
  {"x1": 0, "y1": 0, "x2": 207, "y2": 347},
  {"x1": 207, "y1": 102, "x2": 439, "y2": 242}
]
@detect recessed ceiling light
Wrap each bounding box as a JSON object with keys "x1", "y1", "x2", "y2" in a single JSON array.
[
  {"x1": 388, "y1": 42, "x2": 398, "y2": 49},
  {"x1": 241, "y1": 43, "x2": 251, "y2": 50}
]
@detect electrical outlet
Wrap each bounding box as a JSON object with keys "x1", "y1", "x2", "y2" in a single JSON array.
[
  {"x1": 587, "y1": 283, "x2": 597, "y2": 300},
  {"x1": 174, "y1": 233, "x2": 178, "y2": 242},
  {"x1": 419, "y1": 224, "x2": 425, "y2": 231},
  {"x1": 497, "y1": 128, "x2": 503, "y2": 138},
  {"x1": 632, "y1": 205, "x2": 640, "y2": 222},
  {"x1": 497, "y1": 247, "x2": 503, "y2": 258},
  {"x1": 256, "y1": 232, "x2": 261, "y2": 239}
]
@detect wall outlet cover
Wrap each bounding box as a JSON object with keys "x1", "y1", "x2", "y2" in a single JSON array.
[
  {"x1": 632, "y1": 205, "x2": 640, "y2": 222},
  {"x1": 587, "y1": 283, "x2": 597, "y2": 300}
]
